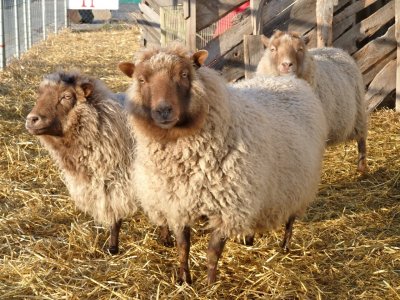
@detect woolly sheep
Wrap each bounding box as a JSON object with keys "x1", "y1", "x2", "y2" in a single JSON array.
[
  {"x1": 119, "y1": 44, "x2": 328, "y2": 284},
  {"x1": 256, "y1": 30, "x2": 368, "y2": 173},
  {"x1": 25, "y1": 71, "x2": 171, "y2": 254}
]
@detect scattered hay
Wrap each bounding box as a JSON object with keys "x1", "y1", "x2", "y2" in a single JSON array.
[{"x1": 0, "y1": 26, "x2": 399, "y2": 299}]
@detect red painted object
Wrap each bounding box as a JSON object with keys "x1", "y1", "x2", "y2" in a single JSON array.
[{"x1": 213, "y1": 1, "x2": 250, "y2": 37}]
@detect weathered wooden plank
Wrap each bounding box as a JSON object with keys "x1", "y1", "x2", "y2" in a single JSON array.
[
  {"x1": 353, "y1": 24, "x2": 396, "y2": 73},
  {"x1": 250, "y1": 0, "x2": 267, "y2": 35},
  {"x1": 396, "y1": 0, "x2": 400, "y2": 112},
  {"x1": 209, "y1": 42, "x2": 245, "y2": 82},
  {"x1": 139, "y1": 2, "x2": 160, "y2": 23},
  {"x1": 334, "y1": 0, "x2": 395, "y2": 54},
  {"x1": 196, "y1": 0, "x2": 248, "y2": 31},
  {"x1": 366, "y1": 59, "x2": 396, "y2": 113},
  {"x1": 244, "y1": 35, "x2": 264, "y2": 79},
  {"x1": 184, "y1": 0, "x2": 196, "y2": 51},
  {"x1": 362, "y1": 50, "x2": 396, "y2": 85},
  {"x1": 204, "y1": 13, "x2": 252, "y2": 65},
  {"x1": 143, "y1": 0, "x2": 182, "y2": 15},
  {"x1": 334, "y1": 0, "x2": 378, "y2": 23},
  {"x1": 316, "y1": 0, "x2": 339, "y2": 47},
  {"x1": 137, "y1": 11, "x2": 161, "y2": 47},
  {"x1": 333, "y1": 14, "x2": 355, "y2": 41}
]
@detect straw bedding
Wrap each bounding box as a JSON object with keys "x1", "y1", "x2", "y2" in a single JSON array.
[{"x1": 0, "y1": 26, "x2": 399, "y2": 299}]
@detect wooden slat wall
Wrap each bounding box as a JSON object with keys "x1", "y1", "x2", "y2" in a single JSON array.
[{"x1": 137, "y1": 0, "x2": 398, "y2": 110}]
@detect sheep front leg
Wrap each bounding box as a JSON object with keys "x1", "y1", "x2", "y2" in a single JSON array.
[
  {"x1": 357, "y1": 137, "x2": 368, "y2": 174},
  {"x1": 281, "y1": 215, "x2": 296, "y2": 253},
  {"x1": 158, "y1": 225, "x2": 174, "y2": 247},
  {"x1": 176, "y1": 226, "x2": 192, "y2": 284},
  {"x1": 207, "y1": 231, "x2": 227, "y2": 284},
  {"x1": 109, "y1": 219, "x2": 122, "y2": 255}
]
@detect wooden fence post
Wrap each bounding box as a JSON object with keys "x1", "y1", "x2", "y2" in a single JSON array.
[
  {"x1": 316, "y1": 0, "x2": 338, "y2": 47},
  {"x1": 244, "y1": 0, "x2": 267, "y2": 79},
  {"x1": 183, "y1": 0, "x2": 196, "y2": 52},
  {"x1": 396, "y1": 0, "x2": 400, "y2": 112}
]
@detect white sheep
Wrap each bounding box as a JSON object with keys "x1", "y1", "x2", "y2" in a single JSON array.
[
  {"x1": 257, "y1": 30, "x2": 368, "y2": 173},
  {"x1": 119, "y1": 44, "x2": 328, "y2": 284},
  {"x1": 25, "y1": 71, "x2": 171, "y2": 254}
]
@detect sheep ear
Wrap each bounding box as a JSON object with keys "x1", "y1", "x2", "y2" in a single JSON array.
[
  {"x1": 261, "y1": 35, "x2": 269, "y2": 47},
  {"x1": 118, "y1": 62, "x2": 135, "y2": 78},
  {"x1": 302, "y1": 36, "x2": 310, "y2": 45},
  {"x1": 80, "y1": 82, "x2": 93, "y2": 98},
  {"x1": 191, "y1": 50, "x2": 208, "y2": 67}
]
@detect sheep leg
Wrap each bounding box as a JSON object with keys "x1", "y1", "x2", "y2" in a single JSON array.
[
  {"x1": 158, "y1": 224, "x2": 174, "y2": 247},
  {"x1": 207, "y1": 231, "x2": 227, "y2": 284},
  {"x1": 109, "y1": 219, "x2": 122, "y2": 255},
  {"x1": 281, "y1": 216, "x2": 296, "y2": 253},
  {"x1": 357, "y1": 137, "x2": 368, "y2": 174},
  {"x1": 176, "y1": 226, "x2": 192, "y2": 284}
]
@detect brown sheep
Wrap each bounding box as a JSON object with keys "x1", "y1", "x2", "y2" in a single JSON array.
[
  {"x1": 119, "y1": 44, "x2": 327, "y2": 284},
  {"x1": 25, "y1": 71, "x2": 171, "y2": 254}
]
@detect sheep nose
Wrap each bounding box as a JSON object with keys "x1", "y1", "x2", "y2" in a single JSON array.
[
  {"x1": 155, "y1": 103, "x2": 173, "y2": 121},
  {"x1": 282, "y1": 62, "x2": 293, "y2": 68},
  {"x1": 26, "y1": 113, "x2": 41, "y2": 125}
]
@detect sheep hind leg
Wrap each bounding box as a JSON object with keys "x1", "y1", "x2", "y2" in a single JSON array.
[
  {"x1": 281, "y1": 216, "x2": 296, "y2": 253},
  {"x1": 176, "y1": 226, "x2": 192, "y2": 285},
  {"x1": 357, "y1": 137, "x2": 368, "y2": 174},
  {"x1": 207, "y1": 231, "x2": 228, "y2": 284},
  {"x1": 108, "y1": 219, "x2": 122, "y2": 255}
]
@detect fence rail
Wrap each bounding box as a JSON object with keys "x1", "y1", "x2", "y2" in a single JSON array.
[{"x1": 1, "y1": 0, "x2": 68, "y2": 70}]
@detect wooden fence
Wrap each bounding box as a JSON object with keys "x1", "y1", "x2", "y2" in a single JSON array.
[{"x1": 135, "y1": 0, "x2": 399, "y2": 112}]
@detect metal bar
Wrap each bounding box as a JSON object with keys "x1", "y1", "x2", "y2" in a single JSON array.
[
  {"x1": 23, "y1": 0, "x2": 28, "y2": 51},
  {"x1": 14, "y1": 0, "x2": 20, "y2": 58},
  {"x1": 54, "y1": 0, "x2": 57, "y2": 33},
  {"x1": 42, "y1": 0, "x2": 46, "y2": 40},
  {"x1": 27, "y1": 0, "x2": 32, "y2": 48},
  {"x1": 0, "y1": 0, "x2": 5, "y2": 69}
]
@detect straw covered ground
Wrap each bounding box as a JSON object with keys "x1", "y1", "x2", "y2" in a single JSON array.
[{"x1": 0, "y1": 25, "x2": 399, "y2": 299}]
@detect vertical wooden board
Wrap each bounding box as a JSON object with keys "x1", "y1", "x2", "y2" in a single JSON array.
[
  {"x1": 184, "y1": 0, "x2": 196, "y2": 51},
  {"x1": 243, "y1": 34, "x2": 264, "y2": 79},
  {"x1": 396, "y1": 0, "x2": 400, "y2": 111},
  {"x1": 366, "y1": 59, "x2": 396, "y2": 113},
  {"x1": 250, "y1": 0, "x2": 267, "y2": 35}
]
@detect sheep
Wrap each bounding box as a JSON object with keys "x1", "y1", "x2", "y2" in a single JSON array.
[
  {"x1": 118, "y1": 44, "x2": 328, "y2": 284},
  {"x1": 25, "y1": 71, "x2": 172, "y2": 254},
  {"x1": 256, "y1": 30, "x2": 368, "y2": 173}
]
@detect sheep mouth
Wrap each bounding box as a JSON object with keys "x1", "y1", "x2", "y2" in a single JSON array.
[
  {"x1": 155, "y1": 119, "x2": 179, "y2": 129},
  {"x1": 25, "y1": 125, "x2": 52, "y2": 135}
]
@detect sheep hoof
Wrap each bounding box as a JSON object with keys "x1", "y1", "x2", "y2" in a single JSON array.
[
  {"x1": 177, "y1": 270, "x2": 192, "y2": 285},
  {"x1": 108, "y1": 246, "x2": 119, "y2": 255},
  {"x1": 357, "y1": 161, "x2": 368, "y2": 174}
]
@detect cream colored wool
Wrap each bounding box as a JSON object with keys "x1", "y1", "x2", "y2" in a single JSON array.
[
  {"x1": 38, "y1": 72, "x2": 137, "y2": 226},
  {"x1": 128, "y1": 54, "x2": 328, "y2": 237},
  {"x1": 257, "y1": 43, "x2": 367, "y2": 145}
]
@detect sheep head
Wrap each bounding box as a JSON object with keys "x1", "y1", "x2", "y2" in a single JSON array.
[
  {"x1": 262, "y1": 30, "x2": 309, "y2": 76},
  {"x1": 119, "y1": 45, "x2": 209, "y2": 141},
  {"x1": 26, "y1": 71, "x2": 93, "y2": 136}
]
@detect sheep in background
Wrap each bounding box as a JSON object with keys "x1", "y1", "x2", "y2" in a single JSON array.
[
  {"x1": 119, "y1": 44, "x2": 327, "y2": 284},
  {"x1": 25, "y1": 71, "x2": 171, "y2": 254},
  {"x1": 257, "y1": 30, "x2": 368, "y2": 173}
]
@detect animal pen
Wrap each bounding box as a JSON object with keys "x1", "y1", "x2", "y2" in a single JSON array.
[
  {"x1": 0, "y1": 1, "x2": 399, "y2": 299},
  {"x1": 136, "y1": 0, "x2": 400, "y2": 112}
]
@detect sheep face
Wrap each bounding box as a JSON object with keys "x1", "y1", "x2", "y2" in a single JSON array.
[
  {"x1": 262, "y1": 30, "x2": 309, "y2": 76},
  {"x1": 119, "y1": 47, "x2": 208, "y2": 140},
  {"x1": 26, "y1": 75, "x2": 93, "y2": 136}
]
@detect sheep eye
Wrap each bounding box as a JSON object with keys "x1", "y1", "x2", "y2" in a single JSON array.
[
  {"x1": 181, "y1": 71, "x2": 188, "y2": 78},
  {"x1": 60, "y1": 93, "x2": 72, "y2": 103},
  {"x1": 138, "y1": 77, "x2": 146, "y2": 84},
  {"x1": 297, "y1": 47, "x2": 303, "y2": 52},
  {"x1": 270, "y1": 47, "x2": 276, "y2": 52}
]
